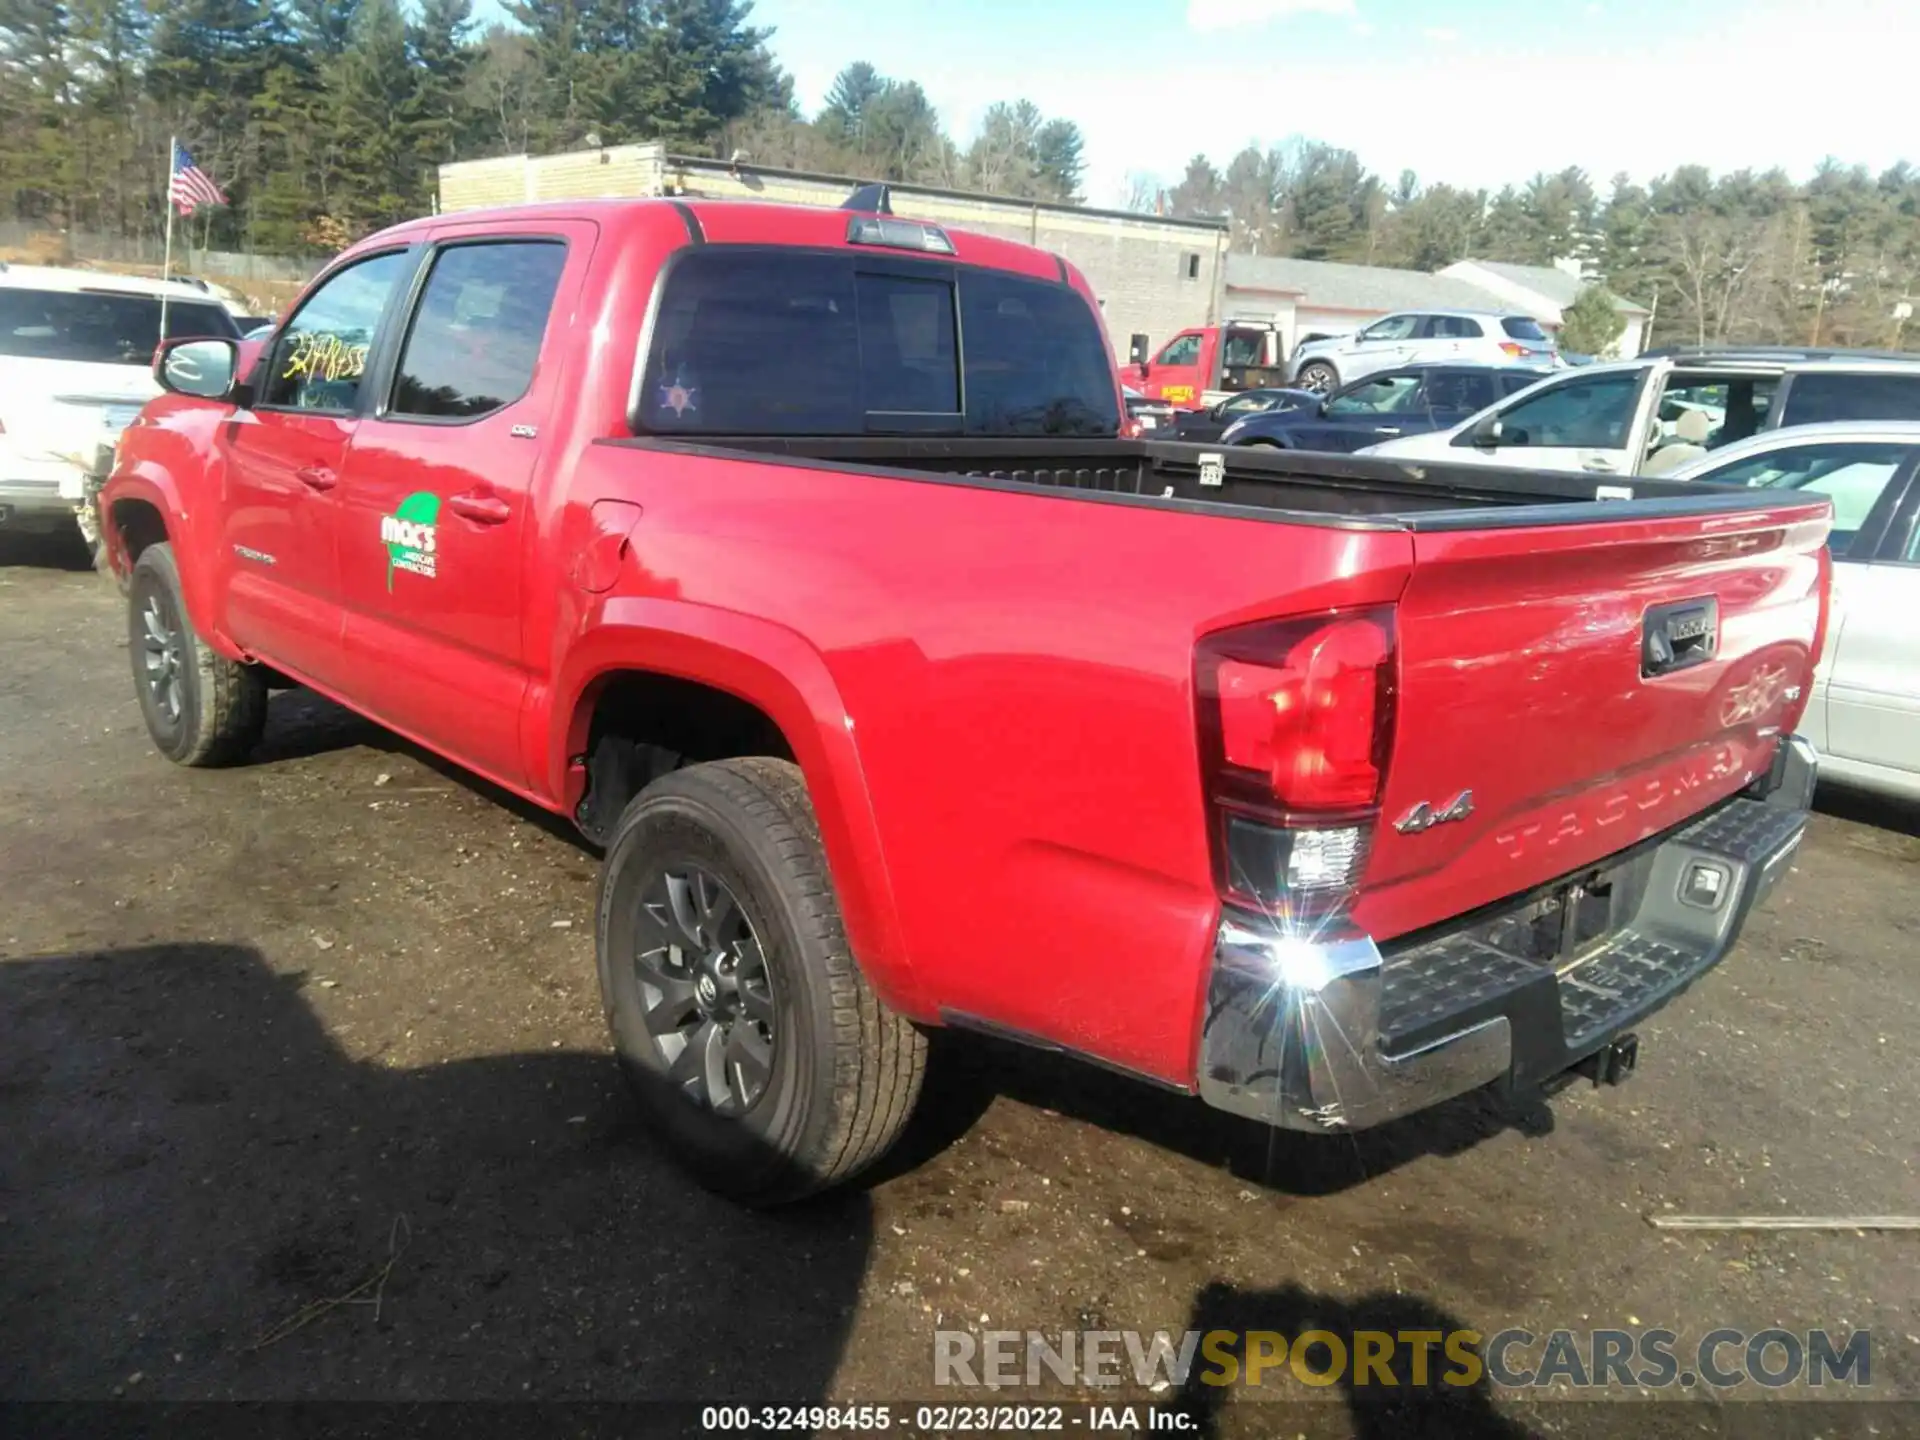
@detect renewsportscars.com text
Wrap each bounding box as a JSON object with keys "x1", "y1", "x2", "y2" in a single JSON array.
[{"x1": 934, "y1": 1327, "x2": 1872, "y2": 1392}]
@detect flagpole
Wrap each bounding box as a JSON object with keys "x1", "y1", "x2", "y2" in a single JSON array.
[{"x1": 160, "y1": 135, "x2": 176, "y2": 342}]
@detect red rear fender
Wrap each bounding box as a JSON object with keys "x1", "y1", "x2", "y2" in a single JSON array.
[{"x1": 549, "y1": 601, "x2": 920, "y2": 1015}]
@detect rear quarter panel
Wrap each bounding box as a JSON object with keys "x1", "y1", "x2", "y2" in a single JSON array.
[{"x1": 554, "y1": 445, "x2": 1415, "y2": 1083}]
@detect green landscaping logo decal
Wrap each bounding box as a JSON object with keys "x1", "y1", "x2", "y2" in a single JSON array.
[{"x1": 381, "y1": 491, "x2": 440, "y2": 590}]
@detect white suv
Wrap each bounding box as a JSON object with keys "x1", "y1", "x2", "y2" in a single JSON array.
[
  {"x1": 1359, "y1": 348, "x2": 1920, "y2": 480},
  {"x1": 0, "y1": 264, "x2": 239, "y2": 543},
  {"x1": 1287, "y1": 309, "x2": 1556, "y2": 394}
]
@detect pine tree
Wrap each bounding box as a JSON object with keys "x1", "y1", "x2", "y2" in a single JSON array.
[
  {"x1": 408, "y1": 0, "x2": 476, "y2": 169},
  {"x1": 1557, "y1": 286, "x2": 1621, "y2": 357},
  {"x1": 327, "y1": 0, "x2": 417, "y2": 236},
  {"x1": 1032, "y1": 119, "x2": 1084, "y2": 203}
]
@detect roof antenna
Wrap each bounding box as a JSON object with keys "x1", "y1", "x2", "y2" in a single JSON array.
[{"x1": 841, "y1": 182, "x2": 892, "y2": 215}]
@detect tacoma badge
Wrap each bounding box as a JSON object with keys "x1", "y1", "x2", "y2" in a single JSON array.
[{"x1": 1395, "y1": 790, "x2": 1474, "y2": 834}]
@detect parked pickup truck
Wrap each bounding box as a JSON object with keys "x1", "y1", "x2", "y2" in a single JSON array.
[{"x1": 102, "y1": 197, "x2": 1829, "y2": 1206}]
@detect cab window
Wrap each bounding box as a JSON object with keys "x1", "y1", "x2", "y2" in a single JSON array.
[
  {"x1": 260, "y1": 251, "x2": 411, "y2": 412},
  {"x1": 1154, "y1": 333, "x2": 1202, "y2": 367}
]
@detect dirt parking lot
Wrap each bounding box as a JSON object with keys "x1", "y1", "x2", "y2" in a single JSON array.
[{"x1": 2, "y1": 537, "x2": 1916, "y2": 1438}]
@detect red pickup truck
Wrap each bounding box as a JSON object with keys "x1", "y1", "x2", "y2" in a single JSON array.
[{"x1": 102, "y1": 197, "x2": 1828, "y2": 1205}]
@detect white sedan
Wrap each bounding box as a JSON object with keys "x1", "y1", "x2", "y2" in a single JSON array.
[{"x1": 1671, "y1": 421, "x2": 1920, "y2": 803}]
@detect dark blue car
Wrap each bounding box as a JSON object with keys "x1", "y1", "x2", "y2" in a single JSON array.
[{"x1": 1218, "y1": 363, "x2": 1550, "y2": 452}]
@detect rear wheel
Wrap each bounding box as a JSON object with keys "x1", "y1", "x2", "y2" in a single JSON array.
[
  {"x1": 596, "y1": 757, "x2": 925, "y2": 1205},
  {"x1": 128, "y1": 542, "x2": 267, "y2": 766},
  {"x1": 1296, "y1": 361, "x2": 1339, "y2": 395}
]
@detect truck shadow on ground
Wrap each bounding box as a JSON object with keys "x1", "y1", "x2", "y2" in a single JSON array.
[
  {"x1": 240, "y1": 688, "x2": 1558, "y2": 1203},
  {"x1": 1814, "y1": 779, "x2": 1920, "y2": 838},
  {"x1": 883, "y1": 1031, "x2": 1557, "y2": 1201},
  {"x1": 0, "y1": 531, "x2": 94, "y2": 572},
  {"x1": 1168, "y1": 1280, "x2": 1532, "y2": 1440},
  {"x1": 0, "y1": 943, "x2": 871, "y2": 1406}
]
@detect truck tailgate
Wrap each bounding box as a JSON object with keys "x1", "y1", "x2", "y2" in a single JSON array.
[{"x1": 1351, "y1": 497, "x2": 1831, "y2": 942}]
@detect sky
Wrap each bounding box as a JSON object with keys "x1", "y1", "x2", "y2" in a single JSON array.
[{"x1": 478, "y1": 0, "x2": 1920, "y2": 207}]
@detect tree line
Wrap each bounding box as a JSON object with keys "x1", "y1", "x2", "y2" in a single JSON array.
[
  {"x1": 3, "y1": 5, "x2": 1916, "y2": 351},
  {"x1": 1160, "y1": 142, "x2": 1920, "y2": 351},
  {"x1": 0, "y1": 1, "x2": 1087, "y2": 257}
]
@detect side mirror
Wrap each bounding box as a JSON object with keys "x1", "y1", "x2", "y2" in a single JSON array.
[
  {"x1": 1136, "y1": 360, "x2": 1150, "y2": 380},
  {"x1": 1470, "y1": 414, "x2": 1504, "y2": 448},
  {"x1": 155, "y1": 337, "x2": 239, "y2": 401}
]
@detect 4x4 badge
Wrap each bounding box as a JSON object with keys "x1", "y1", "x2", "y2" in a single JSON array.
[{"x1": 1395, "y1": 790, "x2": 1475, "y2": 834}]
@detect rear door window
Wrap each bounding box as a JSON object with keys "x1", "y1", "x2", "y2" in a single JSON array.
[
  {"x1": 388, "y1": 241, "x2": 567, "y2": 420},
  {"x1": 1780, "y1": 372, "x2": 1920, "y2": 426},
  {"x1": 1422, "y1": 369, "x2": 1498, "y2": 410},
  {"x1": 636, "y1": 248, "x2": 1118, "y2": 437},
  {"x1": 1501, "y1": 316, "x2": 1549, "y2": 341},
  {"x1": 0, "y1": 287, "x2": 235, "y2": 364}
]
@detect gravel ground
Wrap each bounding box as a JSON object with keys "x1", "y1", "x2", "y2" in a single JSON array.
[{"x1": 2, "y1": 536, "x2": 1915, "y2": 1439}]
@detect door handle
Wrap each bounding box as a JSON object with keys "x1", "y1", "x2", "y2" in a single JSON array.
[
  {"x1": 296, "y1": 466, "x2": 337, "y2": 492},
  {"x1": 1582, "y1": 456, "x2": 1617, "y2": 472},
  {"x1": 447, "y1": 490, "x2": 511, "y2": 525},
  {"x1": 1376, "y1": 426, "x2": 1402, "y2": 435}
]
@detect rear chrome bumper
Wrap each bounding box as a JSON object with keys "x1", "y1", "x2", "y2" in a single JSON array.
[{"x1": 1197, "y1": 738, "x2": 1816, "y2": 1133}]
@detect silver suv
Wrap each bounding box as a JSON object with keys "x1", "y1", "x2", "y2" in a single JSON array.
[
  {"x1": 1361, "y1": 347, "x2": 1920, "y2": 480},
  {"x1": 1287, "y1": 309, "x2": 1557, "y2": 394}
]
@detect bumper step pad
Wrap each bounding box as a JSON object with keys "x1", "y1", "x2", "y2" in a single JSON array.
[{"x1": 1378, "y1": 797, "x2": 1806, "y2": 1071}]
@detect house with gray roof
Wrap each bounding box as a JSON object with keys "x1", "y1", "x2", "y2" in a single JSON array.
[{"x1": 1222, "y1": 252, "x2": 1648, "y2": 360}]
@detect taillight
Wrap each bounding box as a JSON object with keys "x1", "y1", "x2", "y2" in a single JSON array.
[
  {"x1": 1195, "y1": 608, "x2": 1397, "y2": 914},
  {"x1": 1498, "y1": 341, "x2": 1530, "y2": 358}
]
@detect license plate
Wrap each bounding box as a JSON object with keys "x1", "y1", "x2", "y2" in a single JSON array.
[{"x1": 1138, "y1": 415, "x2": 1157, "y2": 429}]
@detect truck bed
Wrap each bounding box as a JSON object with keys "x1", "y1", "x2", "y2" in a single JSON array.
[{"x1": 616, "y1": 435, "x2": 1756, "y2": 528}]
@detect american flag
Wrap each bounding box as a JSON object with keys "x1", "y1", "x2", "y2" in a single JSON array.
[{"x1": 169, "y1": 143, "x2": 226, "y2": 216}]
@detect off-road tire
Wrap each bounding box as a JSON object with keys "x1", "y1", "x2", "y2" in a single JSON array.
[
  {"x1": 596, "y1": 757, "x2": 926, "y2": 1205},
  {"x1": 128, "y1": 542, "x2": 268, "y2": 767}
]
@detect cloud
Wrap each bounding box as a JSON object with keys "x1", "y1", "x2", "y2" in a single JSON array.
[
  {"x1": 1187, "y1": 0, "x2": 1355, "y2": 34},
  {"x1": 1422, "y1": 25, "x2": 1461, "y2": 42},
  {"x1": 1352, "y1": 19, "x2": 1378, "y2": 35}
]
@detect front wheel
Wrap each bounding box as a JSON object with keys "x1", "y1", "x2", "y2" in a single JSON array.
[
  {"x1": 1295, "y1": 361, "x2": 1339, "y2": 395},
  {"x1": 128, "y1": 542, "x2": 267, "y2": 766},
  {"x1": 596, "y1": 757, "x2": 926, "y2": 1205}
]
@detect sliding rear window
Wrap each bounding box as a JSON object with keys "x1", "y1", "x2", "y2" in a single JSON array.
[{"x1": 632, "y1": 247, "x2": 1119, "y2": 437}]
